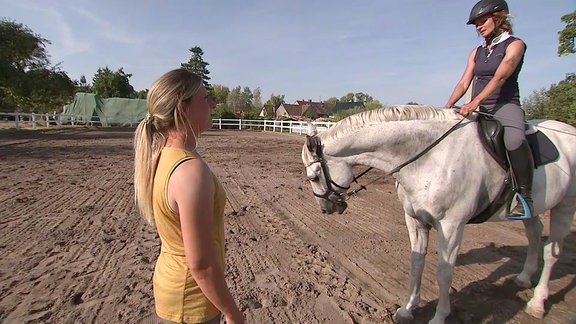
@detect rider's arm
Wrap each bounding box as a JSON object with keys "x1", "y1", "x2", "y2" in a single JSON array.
[{"x1": 444, "y1": 48, "x2": 477, "y2": 108}]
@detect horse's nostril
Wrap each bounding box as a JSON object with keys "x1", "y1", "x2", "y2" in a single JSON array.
[{"x1": 321, "y1": 209, "x2": 327, "y2": 214}]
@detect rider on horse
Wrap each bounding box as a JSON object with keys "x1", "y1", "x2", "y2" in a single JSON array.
[{"x1": 444, "y1": 0, "x2": 534, "y2": 218}]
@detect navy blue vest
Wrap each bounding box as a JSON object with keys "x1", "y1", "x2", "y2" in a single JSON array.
[{"x1": 472, "y1": 36, "x2": 525, "y2": 105}]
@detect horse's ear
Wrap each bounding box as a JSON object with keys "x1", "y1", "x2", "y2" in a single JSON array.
[{"x1": 307, "y1": 122, "x2": 318, "y2": 137}]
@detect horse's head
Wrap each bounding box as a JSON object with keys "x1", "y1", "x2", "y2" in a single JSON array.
[{"x1": 301, "y1": 124, "x2": 352, "y2": 214}]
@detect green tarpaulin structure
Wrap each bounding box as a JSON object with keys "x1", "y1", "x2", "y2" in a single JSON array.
[{"x1": 62, "y1": 93, "x2": 147, "y2": 126}]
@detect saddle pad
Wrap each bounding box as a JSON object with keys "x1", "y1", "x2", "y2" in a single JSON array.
[{"x1": 527, "y1": 131, "x2": 559, "y2": 167}]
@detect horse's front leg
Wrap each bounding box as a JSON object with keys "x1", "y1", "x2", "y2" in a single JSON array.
[
  {"x1": 395, "y1": 213, "x2": 431, "y2": 323},
  {"x1": 429, "y1": 220, "x2": 465, "y2": 324},
  {"x1": 515, "y1": 216, "x2": 543, "y2": 288}
]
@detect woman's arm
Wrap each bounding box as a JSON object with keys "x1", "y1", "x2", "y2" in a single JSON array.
[
  {"x1": 169, "y1": 159, "x2": 244, "y2": 323},
  {"x1": 444, "y1": 48, "x2": 477, "y2": 108},
  {"x1": 459, "y1": 39, "x2": 526, "y2": 115}
]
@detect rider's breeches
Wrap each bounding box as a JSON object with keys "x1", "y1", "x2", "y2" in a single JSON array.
[{"x1": 485, "y1": 103, "x2": 526, "y2": 151}]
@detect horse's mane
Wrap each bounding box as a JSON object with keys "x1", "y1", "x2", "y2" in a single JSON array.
[{"x1": 321, "y1": 105, "x2": 461, "y2": 143}]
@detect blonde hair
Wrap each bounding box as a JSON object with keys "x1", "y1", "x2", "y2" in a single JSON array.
[
  {"x1": 133, "y1": 69, "x2": 202, "y2": 224},
  {"x1": 493, "y1": 11, "x2": 513, "y2": 35}
]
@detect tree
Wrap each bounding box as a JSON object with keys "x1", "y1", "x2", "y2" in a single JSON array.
[
  {"x1": 558, "y1": 11, "x2": 576, "y2": 56},
  {"x1": 0, "y1": 19, "x2": 74, "y2": 113},
  {"x1": 75, "y1": 75, "x2": 92, "y2": 93},
  {"x1": 263, "y1": 94, "x2": 285, "y2": 119},
  {"x1": 545, "y1": 73, "x2": 576, "y2": 125},
  {"x1": 212, "y1": 84, "x2": 230, "y2": 104},
  {"x1": 22, "y1": 67, "x2": 75, "y2": 113},
  {"x1": 252, "y1": 87, "x2": 263, "y2": 113},
  {"x1": 181, "y1": 46, "x2": 211, "y2": 91},
  {"x1": 325, "y1": 97, "x2": 339, "y2": 106},
  {"x1": 340, "y1": 93, "x2": 355, "y2": 102},
  {"x1": 134, "y1": 89, "x2": 148, "y2": 99},
  {"x1": 522, "y1": 88, "x2": 549, "y2": 120},
  {"x1": 365, "y1": 100, "x2": 384, "y2": 110},
  {"x1": 227, "y1": 86, "x2": 243, "y2": 114},
  {"x1": 92, "y1": 67, "x2": 135, "y2": 98}
]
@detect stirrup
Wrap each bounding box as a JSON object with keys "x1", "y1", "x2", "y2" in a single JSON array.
[{"x1": 507, "y1": 192, "x2": 532, "y2": 220}]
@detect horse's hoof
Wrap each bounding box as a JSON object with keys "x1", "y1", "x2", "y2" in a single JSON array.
[
  {"x1": 525, "y1": 305, "x2": 545, "y2": 319},
  {"x1": 395, "y1": 308, "x2": 413, "y2": 324}
]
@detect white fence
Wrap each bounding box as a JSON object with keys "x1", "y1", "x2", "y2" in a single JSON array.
[{"x1": 0, "y1": 112, "x2": 336, "y2": 135}]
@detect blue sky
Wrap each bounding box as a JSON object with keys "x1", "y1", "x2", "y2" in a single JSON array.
[{"x1": 2, "y1": 0, "x2": 575, "y2": 106}]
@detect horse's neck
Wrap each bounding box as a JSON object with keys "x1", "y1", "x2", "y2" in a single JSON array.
[{"x1": 325, "y1": 120, "x2": 457, "y2": 172}]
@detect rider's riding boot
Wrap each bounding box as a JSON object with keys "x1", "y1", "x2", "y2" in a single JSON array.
[{"x1": 508, "y1": 140, "x2": 534, "y2": 217}]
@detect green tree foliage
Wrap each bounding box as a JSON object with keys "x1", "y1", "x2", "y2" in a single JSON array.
[
  {"x1": 92, "y1": 67, "x2": 135, "y2": 98},
  {"x1": 75, "y1": 75, "x2": 93, "y2": 93},
  {"x1": 325, "y1": 97, "x2": 338, "y2": 106},
  {"x1": 340, "y1": 93, "x2": 355, "y2": 102},
  {"x1": 263, "y1": 94, "x2": 285, "y2": 119},
  {"x1": 365, "y1": 100, "x2": 384, "y2": 110},
  {"x1": 226, "y1": 86, "x2": 243, "y2": 114},
  {"x1": 23, "y1": 67, "x2": 75, "y2": 113},
  {"x1": 339, "y1": 92, "x2": 374, "y2": 104},
  {"x1": 545, "y1": 73, "x2": 576, "y2": 125},
  {"x1": 181, "y1": 46, "x2": 211, "y2": 91},
  {"x1": 302, "y1": 107, "x2": 317, "y2": 120},
  {"x1": 252, "y1": 87, "x2": 263, "y2": 113},
  {"x1": 558, "y1": 11, "x2": 576, "y2": 56},
  {"x1": 134, "y1": 89, "x2": 148, "y2": 99},
  {"x1": 522, "y1": 88, "x2": 549, "y2": 120},
  {"x1": 523, "y1": 74, "x2": 575, "y2": 126},
  {"x1": 212, "y1": 84, "x2": 230, "y2": 104},
  {"x1": 211, "y1": 103, "x2": 235, "y2": 119},
  {"x1": 0, "y1": 19, "x2": 75, "y2": 113}
]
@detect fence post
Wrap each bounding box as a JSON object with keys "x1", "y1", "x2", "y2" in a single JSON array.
[
  {"x1": 14, "y1": 113, "x2": 20, "y2": 130},
  {"x1": 45, "y1": 114, "x2": 49, "y2": 127},
  {"x1": 239, "y1": 119, "x2": 242, "y2": 130}
]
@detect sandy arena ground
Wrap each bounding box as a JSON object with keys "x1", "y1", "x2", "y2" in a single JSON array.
[{"x1": 0, "y1": 127, "x2": 574, "y2": 324}]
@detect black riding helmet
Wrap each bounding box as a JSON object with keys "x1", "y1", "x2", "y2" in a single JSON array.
[{"x1": 467, "y1": 0, "x2": 509, "y2": 25}]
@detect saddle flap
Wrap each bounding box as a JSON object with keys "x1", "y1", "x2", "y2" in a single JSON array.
[{"x1": 477, "y1": 115, "x2": 507, "y2": 168}]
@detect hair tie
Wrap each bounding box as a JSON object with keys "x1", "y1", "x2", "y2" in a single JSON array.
[{"x1": 145, "y1": 113, "x2": 154, "y2": 125}]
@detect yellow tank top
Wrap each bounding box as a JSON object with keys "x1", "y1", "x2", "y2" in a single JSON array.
[{"x1": 152, "y1": 147, "x2": 226, "y2": 323}]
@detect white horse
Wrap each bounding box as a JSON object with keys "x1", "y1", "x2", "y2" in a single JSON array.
[{"x1": 301, "y1": 105, "x2": 576, "y2": 324}]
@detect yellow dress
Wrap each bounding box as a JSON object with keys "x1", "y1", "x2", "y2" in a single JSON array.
[{"x1": 152, "y1": 147, "x2": 226, "y2": 323}]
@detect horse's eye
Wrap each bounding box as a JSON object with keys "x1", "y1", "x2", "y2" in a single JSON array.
[{"x1": 308, "y1": 175, "x2": 319, "y2": 182}]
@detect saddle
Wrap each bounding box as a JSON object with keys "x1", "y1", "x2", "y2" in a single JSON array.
[{"x1": 468, "y1": 114, "x2": 560, "y2": 224}]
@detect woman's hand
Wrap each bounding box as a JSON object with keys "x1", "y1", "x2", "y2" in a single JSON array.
[{"x1": 459, "y1": 101, "x2": 479, "y2": 116}]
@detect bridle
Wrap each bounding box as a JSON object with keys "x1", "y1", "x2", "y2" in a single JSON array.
[{"x1": 305, "y1": 136, "x2": 349, "y2": 206}]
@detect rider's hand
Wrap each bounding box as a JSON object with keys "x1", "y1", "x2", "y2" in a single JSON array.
[{"x1": 459, "y1": 101, "x2": 479, "y2": 116}]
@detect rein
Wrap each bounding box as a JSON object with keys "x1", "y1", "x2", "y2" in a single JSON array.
[{"x1": 346, "y1": 116, "x2": 467, "y2": 198}]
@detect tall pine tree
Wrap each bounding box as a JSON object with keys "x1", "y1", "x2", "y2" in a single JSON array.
[{"x1": 181, "y1": 46, "x2": 212, "y2": 92}]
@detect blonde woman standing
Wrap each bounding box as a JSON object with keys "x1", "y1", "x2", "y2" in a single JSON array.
[{"x1": 134, "y1": 69, "x2": 244, "y2": 324}]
